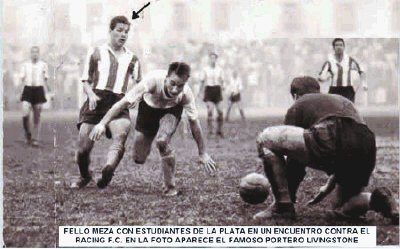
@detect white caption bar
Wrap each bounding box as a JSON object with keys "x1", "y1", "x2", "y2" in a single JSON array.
[{"x1": 59, "y1": 226, "x2": 376, "y2": 247}]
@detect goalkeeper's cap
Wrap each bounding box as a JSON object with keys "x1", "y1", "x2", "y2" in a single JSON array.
[{"x1": 290, "y1": 76, "x2": 320, "y2": 98}]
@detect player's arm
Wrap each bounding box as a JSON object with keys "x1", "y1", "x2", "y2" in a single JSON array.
[
  {"x1": 81, "y1": 48, "x2": 101, "y2": 110},
  {"x1": 317, "y1": 61, "x2": 331, "y2": 82},
  {"x1": 197, "y1": 70, "x2": 206, "y2": 98},
  {"x1": 82, "y1": 82, "x2": 101, "y2": 111},
  {"x1": 184, "y1": 90, "x2": 216, "y2": 173},
  {"x1": 307, "y1": 175, "x2": 336, "y2": 205},
  {"x1": 188, "y1": 118, "x2": 217, "y2": 174},
  {"x1": 43, "y1": 63, "x2": 52, "y2": 98},
  {"x1": 284, "y1": 105, "x2": 303, "y2": 127},
  {"x1": 360, "y1": 71, "x2": 367, "y2": 90},
  {"x1": 20, "y1": 63, "x2": 26, "y2": 85},
  {"x1": 127, "y1": 56, "x2": 142, "y2": 91},
  {"x1": 350, "y1": 57, "x2": 367, "y2": 90},
  {"x1": 219, "y1": 69, "x2": 225, "y2": 91},
  {"x1": 89, "y1": 80, "x2": 151, "y2": 141}
]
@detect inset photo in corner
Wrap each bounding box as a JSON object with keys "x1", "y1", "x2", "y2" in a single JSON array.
[{"x1": 1, "y1": 0, "x2": 399, "y2": 247}]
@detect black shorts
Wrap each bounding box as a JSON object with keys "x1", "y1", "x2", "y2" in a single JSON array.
[
  {"x1": 203, "y1": 85, "x2": 222, "y2": 103},
  {"x1": 304, "y1": 117, "x2": 376, "y2": 194},
  {"x1": 329, "y1": 86, "x2": 355, "y2": 103},
  {"x1": 20, "y1": 86, "x2": 47, "y2": 105},
  {"x1": 135, "y1": 100, "x2": 183, "y2": 137},
  {"x1": 77, "y1": 89, "x2": 130, "y2": 135},
  {"x1": 229, "y1": 93, "x2": 241, "y2": 102}
]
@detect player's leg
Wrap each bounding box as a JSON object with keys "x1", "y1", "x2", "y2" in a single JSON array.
[
  {"x1": 32, "y1": 103, "x2": 43, "y2": 142},
  {"x1": 206, "y1": 102, "x2": 214, "y2": 136},
  {"x1": 132, "y1": 101, "x2": 158, "y2": 164},
  {"x1": 286, "y1": 158, "x2": 306, "y2": 203},
  {"x1": 156, "y1": 113, "x2": 180, "y2": 196},
  {"x1": 254, "y1": 125, "x2": 309, "y2": 219},
  {"x1": 237, "y1": 99, "x2": 246, "y2": 122},
  {"x1": 76, "y1": 123, "x2": 95, "y2": 188},
  {"x1": 215, "y1": 102, "x2": 224, "y2": 137},
  {"x1": 22, "y1": 101, "x2": 32, "y2": 144},
  {"x1": 132, "y1": 130, "x2": 155, "y2": 164},
  {"x1": 332, "y1": 120, "x2": 397, "y2": 224},
  {"x1": 97, "y1": 118, "x2": 131, "y2": 188},
  {"x1": 225, "y1": 100, "x2": 233, "y2": 122}
]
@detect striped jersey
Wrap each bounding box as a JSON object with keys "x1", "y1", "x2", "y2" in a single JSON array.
[
  {"x1": 81, "y1": 44, "x2": 141, "y2": 94},
  {"x1": 200, "y1": 65, "x2": 224, "y2": 87},
  {"x1": 319, "y1": 53, "x2": 363, "y2": 87},
  {"x1": 20, "y1": 60, "x2": 49, "y2": 86}
]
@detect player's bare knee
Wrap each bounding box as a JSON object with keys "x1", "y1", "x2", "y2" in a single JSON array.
[
  {"x1": 217, "y1": 111, "x2": 223, "y2": 121},
  {"x1": 257, "y1": 127, "x2": 285, "y2": 152},
  {"x1": 156, "y1": 138, "x2": 169, "y2": 154},
  {"x1": 156, "y1": 138, "x2": 174, "y2": 157},
  {"x1": 256, "y1": 130, "x2": 271, "y2": 148},
  {"x1": 77, "y1": 140, "x2": 93, "y2": 156},
  {"x1": 258, "y1": 146, "x2": 276, "y2": 162}
]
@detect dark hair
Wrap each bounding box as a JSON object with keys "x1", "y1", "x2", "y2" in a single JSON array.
[
  {"x1": 209, "y1": 52, "x2": 218, "y2": 58},
  {"x1": 168, "y1": 62, "x2": 191, "y2": 78},
  {"x1": 31, "y1": 46, "x2": 40, "y2": 52},
  {"x1": 332, "y1": 38, "x2": 345, "y2": 48},
  {"x1": 109, "y1": 16, "x2": 130, "y2": 30},
  {"x1": 290, "y1": 76, "x2": 320, "y2": 97}
]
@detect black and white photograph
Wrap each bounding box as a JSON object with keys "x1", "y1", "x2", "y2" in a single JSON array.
[{"x1": 1, "y1": 0, "x2": 399, "y2": 247}]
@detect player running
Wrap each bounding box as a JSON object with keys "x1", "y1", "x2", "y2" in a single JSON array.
[
  {"x1": 318, "y1": 38, "x2": 367, "y2": 102},
  {"x1": 225, "y1": 70, "x2": 246, "y2": 122},
  {"x1": 75, "y1": 16, "x2": 141, "y2": 189},
  {"x1": 89, "y1": 62, "x2": 217, "y2": 196},
  {"x1": 199, "y1": 52, "x2": 225, "y2": 137},
  {"x1": 20, "y1": 46, "x2": 50, "y2": 146},
  {"x1": 254, "y1": 76, "x2": 398, "y2": 224}
]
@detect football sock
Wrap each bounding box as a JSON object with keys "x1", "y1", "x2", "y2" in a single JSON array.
[
  {"x1": 77, "y1": 152, "x2": 91, "y2": 179},
  {"x1": 22, "y1": 116, "x2": 31, "y2": 141},
  {"x1": 161, "y1": 154, "x2": 176, "y2": 189}
]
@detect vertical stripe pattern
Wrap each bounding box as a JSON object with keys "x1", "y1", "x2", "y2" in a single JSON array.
[
  {"x1": 322, "y1": 54, "x2": 363, "y2": 87},
  {"x1": 81, "y1": 44, "x2": 141, "y2": 94}
]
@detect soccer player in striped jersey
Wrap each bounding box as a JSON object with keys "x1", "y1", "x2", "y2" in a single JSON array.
[
  {"x1": 318, "y1": 38, "x2": 367, "y2": 102},
  {"x1": 75, "y1": 16, "x2": 141, "y2": 189},
  {"x1": 198, "y1": 52, "x2": 225, "y2": 137},
  {"x1": 89, "y1": 62, "x2": 216, "y2": 196},
  {"x1": 20, "y1": 46, "x2": 50, "y2": 146}
]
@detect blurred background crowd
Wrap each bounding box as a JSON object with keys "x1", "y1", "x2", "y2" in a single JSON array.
[{"x1": 2, "y1": 0, "x2": 399, "y2": 111}]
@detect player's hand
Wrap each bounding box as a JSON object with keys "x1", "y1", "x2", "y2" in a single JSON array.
[
  {"x1": 89, "y1": 123, "x2": 106, "y2": 141},
  {"x1": 307, "y1": 186, "x2": 329, "y2": 206},
  {"x1": 198, "y1": 153, "x2": 217, "y2": 175},
  {"x1": 307, "y1": 176, "x2": 336, "y2": 206},
  {"x1": 88, "y1": 93, "x2": 101, "y2": 111},
  {"x1": 46, "y1": 93, "x2": 55, "y2": 101}
]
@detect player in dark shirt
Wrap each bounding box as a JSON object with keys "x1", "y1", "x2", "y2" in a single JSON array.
[{"x1": 254, "y1": 76, "x2": 398, "y2": 224}]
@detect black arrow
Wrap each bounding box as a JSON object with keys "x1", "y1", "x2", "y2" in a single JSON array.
[{"x1": 132, "y1": 2, "x2": 150, "y2": 19}]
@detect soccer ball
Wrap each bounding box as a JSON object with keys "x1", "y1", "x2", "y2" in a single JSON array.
[{"x1": 239, "y1": 173, "x2": 269, "y2": 204}]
